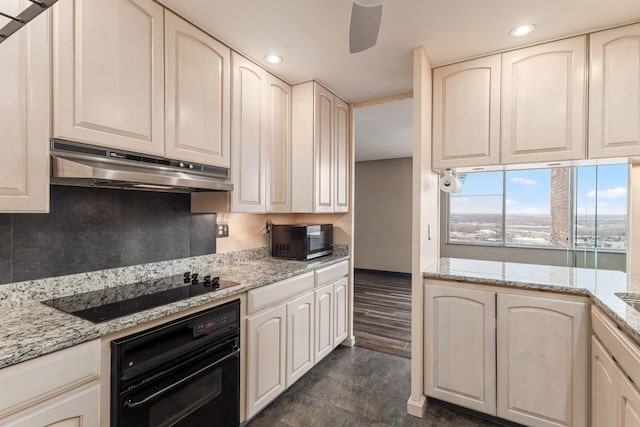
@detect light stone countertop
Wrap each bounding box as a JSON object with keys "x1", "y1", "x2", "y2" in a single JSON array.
[
  {"x1": 424, "y1": 257, "x2": 640, "y2": 345},
  {"x1": 0, "y1": 248, "x2": 349, "y2": 369}
]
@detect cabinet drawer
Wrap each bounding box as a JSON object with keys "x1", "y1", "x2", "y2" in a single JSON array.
[
  {"x1": 315, "y1": 261, "x2": 349, "y2": 287},
  {"x1": 248, "y1": 272, "x2": 314, "y2": 314},
  {"x1": 0, "y1": 340, "x2": 100, "y2": 418},
  {"x1": 592, "y1": 306, "x2": 640, "y2": 387}
]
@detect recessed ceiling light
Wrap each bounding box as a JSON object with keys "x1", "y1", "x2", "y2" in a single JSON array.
[
  {"x1": 264, "y1": 54, "x2": 283, "y2": 64},
  {"x1": 510, "y1": 24, "x2": 536, "y2": 37}
]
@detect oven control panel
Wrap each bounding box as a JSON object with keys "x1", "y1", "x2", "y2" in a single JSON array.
[{"x1": 190, "y1": 312, "x2": 233, "y2": 338}]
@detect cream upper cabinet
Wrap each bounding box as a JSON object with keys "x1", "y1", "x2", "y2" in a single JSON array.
[
  {"x1": 165, "y1": 11, "x2": 230, "y2": 167},
  {"x1": 314, "y1": 84, "x2": 335, "y2": 213},
  {"x1": 230, "y1": 53, "x2": 291, "y2": 213},
  {"x1": 53, "y1": 0, "x2": 165, "y2": 156},
  {"x1": 265, "y1": 73, "x2": 292, "y2": 213},
  {"x1": 246, "y1": 303, "x2": 287, "y2": 419},
  {"x1": 286, "y1": 291, "x2": 315, "y2": 388},
  {"x1": 501, "y1": 36, "x2": 587, "y2": 164},
  {"x1": 432, "y1": 55, "x2": 501, "y2": 170},
  {"x1": 292, "y1": 81, "x2": 350, "y2": 213},
  {"x1": 334, "y1": 97, "x2": 350, "y2": 213},
  {"x1": 0, "y1": 1, "x2": 49, "y2": 213},
  {"x1": 424, "y1": 283, "x2": 496, "y2": 415},
  {"x1": 589, "y1": 23, "x2": 640, "y2": 159},
  {"x1": 231, "y1": 53, "x2": 267, "y2": 212},
  {"x1": 496, "y1": 292, "x2": 587, "y2": 427}
]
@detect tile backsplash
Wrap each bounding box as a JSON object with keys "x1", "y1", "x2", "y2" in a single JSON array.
[{"x1": 0, "y1": 186, "x2": 217, "y2": 284}]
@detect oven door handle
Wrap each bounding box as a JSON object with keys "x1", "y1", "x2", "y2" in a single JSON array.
[{"x1": 123, "y1": 348, "x2": 239, "y2": 409}]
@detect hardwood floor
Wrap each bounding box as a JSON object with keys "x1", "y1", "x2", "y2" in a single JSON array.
[{"x1": 353, "y1": 270, "x2": 412, "y2": 359}]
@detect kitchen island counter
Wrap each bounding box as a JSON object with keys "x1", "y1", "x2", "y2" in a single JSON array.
[{"x1": 424, "y1": 257, "x2": 640, "y2": 345}]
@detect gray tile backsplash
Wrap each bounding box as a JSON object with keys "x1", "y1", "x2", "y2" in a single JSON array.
[{"x1": 0, "y1": 186, "x2": 217, "y2": 284}]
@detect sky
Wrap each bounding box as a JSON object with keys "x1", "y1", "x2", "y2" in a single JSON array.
[{"x1": 449, "y1": 164, "x2": 628, "y2": 215}]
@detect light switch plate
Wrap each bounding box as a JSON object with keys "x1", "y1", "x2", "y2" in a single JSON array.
[{"x1": 217, "y1": 223, "x2": 229, "y2": 238}]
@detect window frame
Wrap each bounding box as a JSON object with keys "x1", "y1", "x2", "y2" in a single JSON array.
[{"x1": 445, "y1": 165, "x2": 628, "y2": 254}]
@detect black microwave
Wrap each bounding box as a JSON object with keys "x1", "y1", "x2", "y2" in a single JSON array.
[{"x1": 271, "y1": 224, "x2": 333, "y2": 260}]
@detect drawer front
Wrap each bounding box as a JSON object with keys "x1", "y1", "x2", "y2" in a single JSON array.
[
  {"x1": 592, "y1": 306, "x2": 640, "y2": 386},
  {"x1": 315, "y1": 261, "x2": 349, "y2": 287},
  {"x1": 0, "y1": 340, "x2": 100, "y2": 418},
  {"x1": 248, "y1": 272, "x2": 314, "y2": 314}
]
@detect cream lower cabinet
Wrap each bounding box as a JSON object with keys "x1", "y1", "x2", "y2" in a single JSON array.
[
  {"x1": 496, "y1": 293, "x2": 587, "y2": 427},
  {"x1": 246, "y1": 303, "x2": 287, "y2": 419},
  {"x1": 0, "y1": 340, "x2": 100, "y2": 426},
  {"x1": 424, "y1": 280, "x2": 587, "y2": 427},
  {"x1": 0, "y1": 1, "x2": 50, "y2": 213},
  {"x1": 424, "y1": 283, "x2": 496, "y2": 415},
  {"x1": 333, "y1": 277, "x2": 348, "y2": 344},
  {"x1": 592, "y1": 306, "x2": 640, "y2": 427},
  {"x1": 0, "y1": 383, "x2": 99, "y2": 427},
  {"x1": 286, "y1": 291, "x2": 315, "y2": 387},
  {"x1": 314, "y1": 283, "x2": 334, "y2": 363}
]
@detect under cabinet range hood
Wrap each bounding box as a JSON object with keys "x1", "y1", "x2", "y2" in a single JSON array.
[{"x1": 50, "y1": 139, "x2": 233, "y2": 193}]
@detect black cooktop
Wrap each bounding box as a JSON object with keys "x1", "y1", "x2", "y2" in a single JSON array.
[{"x1": 43, "y1": 272, "x2": 239, "y2": 323}]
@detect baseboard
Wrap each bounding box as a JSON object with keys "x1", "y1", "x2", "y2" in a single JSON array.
[
  {"x1": 406, "y1": 395, "x2": 427, "y2": 417},
  {"x1": 354, "y1": 268, "x2": 411, "y2": 278}
]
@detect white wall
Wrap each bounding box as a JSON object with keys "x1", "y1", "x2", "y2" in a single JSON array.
[{"x1": 354, "y1": 157, "x2": 412, "y2": 273}]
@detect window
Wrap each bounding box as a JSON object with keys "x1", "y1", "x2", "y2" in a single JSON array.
[{"x1": 447, "y1": 164, "x2": 628, "y2": 251}]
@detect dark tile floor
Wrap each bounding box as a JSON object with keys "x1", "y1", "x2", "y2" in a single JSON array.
[{"x1": 246, "y1": 346, "x2": 501, "y2": 427}]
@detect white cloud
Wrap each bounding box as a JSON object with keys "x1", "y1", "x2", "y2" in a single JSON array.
[
  {"x1": 586, "y1": 187, "x2": 627, "y2": 200},
  {"x1": 511, "y1": 177, "x2": 537, "y2": 185},
  {"x1": 506, "y1": 199, "x2": 519, "y2": 206},
  {"x1": 524, "y1": 207, "x2": 542, "y2": 213}
]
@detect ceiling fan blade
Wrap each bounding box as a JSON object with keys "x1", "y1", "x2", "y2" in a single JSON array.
[{"x1": 349, "y1": 3, "x2": 383, "y2": 54}]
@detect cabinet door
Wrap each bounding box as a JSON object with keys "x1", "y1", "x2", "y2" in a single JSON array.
[
  {"x1": 230, "y1": 53, "x2": 266, "y2": 212},
  {"x1": 424, "y1": 283, "x2": 496, "y2": 415},
  {"x1": 496, "y1": 293, "x2": 587, "y2": 427},
  {"x1": 432, "y1": 55, "x2": 501, "y2": 169},
  {"x1": 1, "y1": 383, "x2": 99, "y2": 427},
  {"x1": 0, "y1": 1, "x2": 49, "y2": 213},
  {"x1": 165, "y1": 11, "x2": 231, "y2": 167},
  {"x1": 315, "y1": 283, "x2": 334, "y2": 362},
  {"x1": 286, "y1": 291, "x2": 314, "y2": 387},
  {"x1": 501, "y1": 36, "x2": 586, "y2": 164},
  {"x1": 334, "y1": 97, "x2": 350, "y2": 213},
  {"x1": 53, "y1": 0, "x2": 164, "y2": 155},
  {"x1": 314, "y1": 83, "x2": 334, "y2": 213},
  {"x1": 333, "y1": 277, "x2": 348, "y2": 346},
  {"x1": 265, "y1": 74, "x2": 292, "y2": 213},
  {"x1": 589, "y1": 24, "x2": 640, "y2": 158},
  {"x1": 246, "y1": 304, "x2": 287, "y2": 418},
  {"x1": 592, "y1": 336, "x2": 618, "y2": 427},
  {"x1": 619, "y1": 371, "x2": 640, "y2": 427}
]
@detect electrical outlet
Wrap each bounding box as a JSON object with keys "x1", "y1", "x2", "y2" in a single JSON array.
[{"x1": 217, "y1": 223, "x2": 229, "y2": 238}]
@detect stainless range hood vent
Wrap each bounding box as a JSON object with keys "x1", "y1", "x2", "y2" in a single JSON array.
[{"x1": 50, "y1": 139, "x2": 233, "y2": 193}]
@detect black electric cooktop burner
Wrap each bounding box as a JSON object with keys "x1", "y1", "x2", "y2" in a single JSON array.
[{"x1": 42, "y1": 272, "x2": 240, "y2": 323}]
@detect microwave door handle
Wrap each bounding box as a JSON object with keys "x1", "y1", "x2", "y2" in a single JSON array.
[{"x1": 123, "y1": 348, "x2": 239, "y2": 409}]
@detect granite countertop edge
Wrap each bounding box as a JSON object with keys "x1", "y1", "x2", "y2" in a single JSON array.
[
  {"x1": 423, "y1": 258, "x2": 640, "y2": 347},
  {"x1": 0, "y1": 253, "x2": 350, "y2": 369}
]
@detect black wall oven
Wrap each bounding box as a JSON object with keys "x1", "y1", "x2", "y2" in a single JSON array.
[{"x1": 111, "y1": 300, "x2": 240, "y2": 427}]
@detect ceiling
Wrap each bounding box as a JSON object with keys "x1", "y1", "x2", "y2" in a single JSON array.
[
  {"x1": 162, "y1": 0, "x2": 640, "y2": 161},
  {"x1": 354, "y1": 98, "x2": 413, "y2": 161}
]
